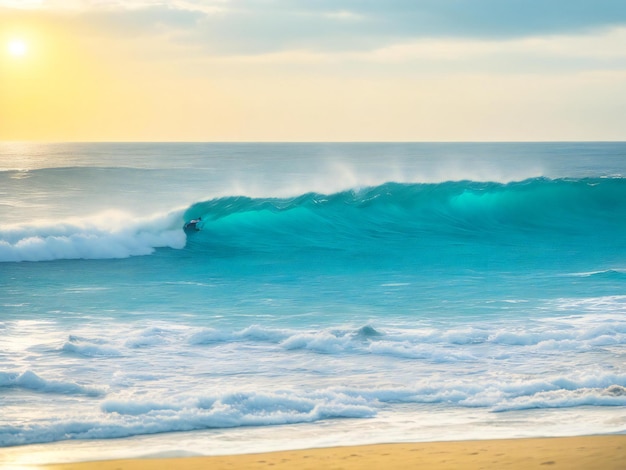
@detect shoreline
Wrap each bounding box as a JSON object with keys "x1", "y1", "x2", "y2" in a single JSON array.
[{"x1": 37, "y1": 435, "x2": 626, "y2": 470}]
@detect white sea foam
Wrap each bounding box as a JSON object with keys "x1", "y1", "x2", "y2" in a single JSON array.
[
  {"x1": 187, "y1": 327, "x2": 231, "y2": 344},
  {"x1": 125, "y1": 327, "x2": 172, "y2": 349},
  {"x1": 2, "y1": 312, "x2": 626, "y2": 448},
  {"x1": 62, "y1": 335, "x2": 124, "y2": 357},
  {"x1": 0, "y1": 371, "x2": 103, "y2": 397},
  {"x1": 0, "y1": 210, "x2": 186, "y2": 262},
  {"x1": 367, "y1": 341, "x2": 477, "y2": 362},
  {"x1": 0, "y1": 389, "x2": 376, "y2": 447},
  {"x1": 179, "y1": 319, "x2": 626, "y2": 362},
  {"x1": 494, "y1": 385, "x2": 626, "y2": 412},
  {"x1": 280, "y1": 331, "x2": 352, "y2": 353},
  {"x1": 4, "y1": 371, "x2": 626, "y2": 447}
]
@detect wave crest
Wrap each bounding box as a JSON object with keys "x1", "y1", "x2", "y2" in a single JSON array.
[
  {"x1": 0, "y1": 370, "x2": 103, "y2": 397},
  {"x1": 184, "y1": 177, "x2": 626, "y2": 252}
]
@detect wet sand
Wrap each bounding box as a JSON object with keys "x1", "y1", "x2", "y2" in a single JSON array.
[{"x1": 41, "y1": 435, "x2": 626, "y2": 470}]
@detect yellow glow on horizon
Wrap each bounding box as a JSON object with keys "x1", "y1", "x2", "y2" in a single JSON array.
[
  {"x1": 1, "y1": 11, "x2": 625, "y2": 142},
  {"x1": 7, "y1": 38, "x2": 28, "y2": 57}
]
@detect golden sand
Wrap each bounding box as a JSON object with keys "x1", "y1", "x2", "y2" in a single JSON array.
[{"x1": 41, "y1": 435, "x2": 626, "y2": 470}]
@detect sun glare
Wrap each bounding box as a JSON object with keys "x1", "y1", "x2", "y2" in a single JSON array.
[{"x1": 7, "y1": 39, "x2": 28, "y2": 57}]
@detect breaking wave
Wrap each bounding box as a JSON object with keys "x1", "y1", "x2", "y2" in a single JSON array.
[
  {"x1": 3, "y1": 177, "x2": 625, "y2": 263},
  {"x1": 0, "y1": 210, "x2": 185, "y2": 262}
]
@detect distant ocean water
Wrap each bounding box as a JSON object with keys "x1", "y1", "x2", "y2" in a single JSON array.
[{"x1": 1, "y1": 142, "x2": 626, "y2": 463}]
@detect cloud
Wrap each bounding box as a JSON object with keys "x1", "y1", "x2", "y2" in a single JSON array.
[
  {"x1": 6, "y1": 1, "x2": 625, "y2": 74},
  {"x1": 194, "y1": 26, "x2": 626, "y2": 79},
  {"x1": 174, "y1": 0, "x2": 626, "y2": 55},
  {"x1": 360, "y1": 27, "x2": 626, "y2": 64},
  {"x1": 4, "y1": 0, "x2": 626, "y2": 56},
  {"x1": 0, "y1": 0, "x2": 227, "y2": 10},
  {"x1": 323, "y1": 10, "x2": 365, "y2": 22}
]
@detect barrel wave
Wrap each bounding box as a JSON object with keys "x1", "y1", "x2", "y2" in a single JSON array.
[{"x1": 183, "y1": 177, "x2": 626, "y2": 270}]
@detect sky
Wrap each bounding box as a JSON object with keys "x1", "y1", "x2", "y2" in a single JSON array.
[{"x1": 1, "y1": 0, "x2": 626, "y2": 142}]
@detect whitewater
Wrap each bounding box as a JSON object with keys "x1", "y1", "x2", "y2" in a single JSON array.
[{"x1": 1, "y1": 142, "x2": 626, "y2": 464}]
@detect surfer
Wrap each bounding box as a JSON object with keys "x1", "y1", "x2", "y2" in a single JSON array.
[{"x1": 184, "y1": 217, "x2": 202, "y2": 232}]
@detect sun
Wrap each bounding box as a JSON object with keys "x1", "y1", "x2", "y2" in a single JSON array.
[{"x1": 7, "y1": 39, "x2": 28, "y2": 57}]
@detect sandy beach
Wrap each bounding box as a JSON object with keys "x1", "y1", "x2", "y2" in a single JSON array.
[{"x1": 40, "y1": 435, "x2": 626, "y2": 470}]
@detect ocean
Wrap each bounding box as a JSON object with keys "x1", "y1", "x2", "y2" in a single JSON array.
[{"x1": 1, "y1": 142, "x2": 626, "y2": 464}]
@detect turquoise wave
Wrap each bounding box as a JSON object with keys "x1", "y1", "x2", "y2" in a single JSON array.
[
  {"x1": 184, "y1": 178, "x2": 626, "y2": 260},
  {"x1": 2, "y1": 177, "x2": 624, "y2": 265}
]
